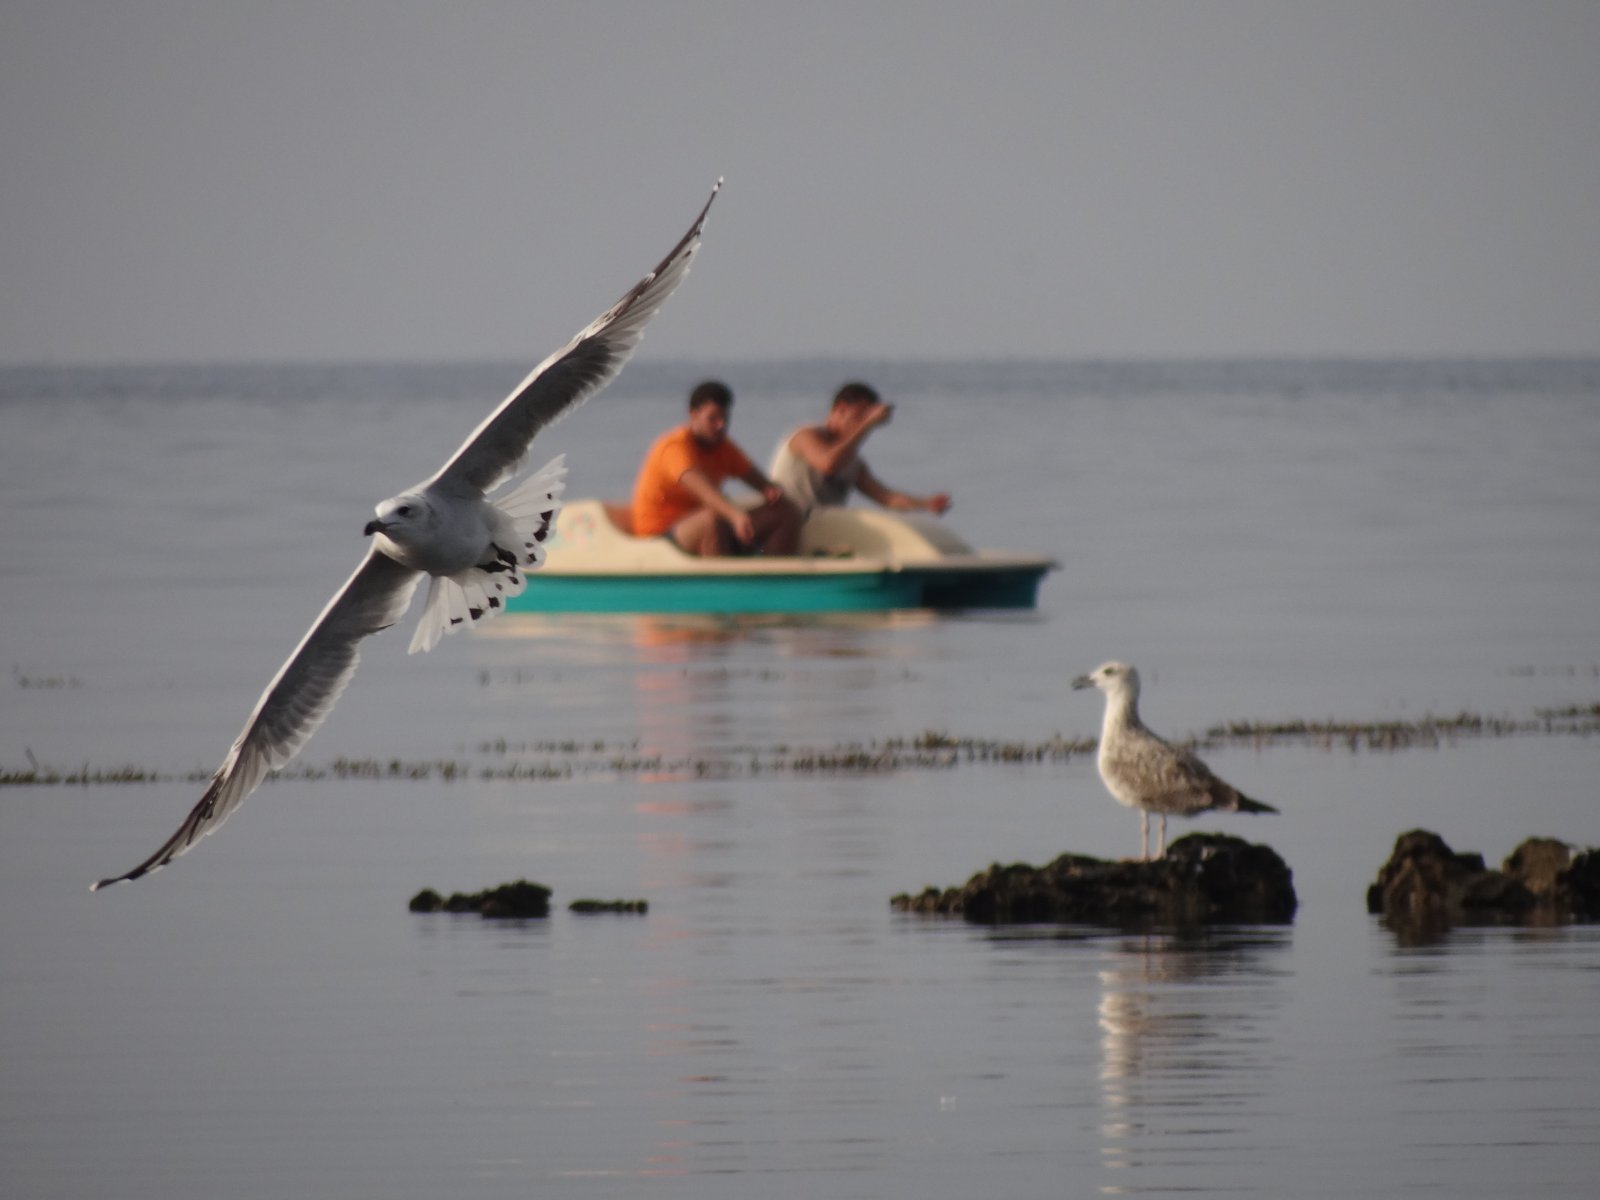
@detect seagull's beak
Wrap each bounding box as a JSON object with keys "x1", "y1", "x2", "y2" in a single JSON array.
[
  {"x1": 363, "y1": 519, "x2": 386, "y2": 537},
  {"x1": 1071, "y1": 674, "x2": 1094, "y2": 690}
]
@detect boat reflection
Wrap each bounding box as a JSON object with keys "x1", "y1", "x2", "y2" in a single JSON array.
[
  {"x1": 484, "y1": 611, "x2": 942, "y2": 783},
  {"x1": 488, "y1": 609, "x2": 940, "y2": 652}
]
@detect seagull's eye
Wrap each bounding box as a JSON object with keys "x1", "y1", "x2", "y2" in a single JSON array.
[
  {"x1": 397, "y1": 505, "x2": 413, "y2": 517},
  {"x1": 1103, "y1": 667, "x2": 1117, "y2": 676}
]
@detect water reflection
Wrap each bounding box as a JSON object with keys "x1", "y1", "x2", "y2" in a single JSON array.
[
  {"x1": 1092, "y1": 928, "x2": 1291, "y2": 1193},
  {"x1": 491, "y1": 609, "x2": 939, "y2": 654},
  {"x1": 1362, "y1": 921, "x2": 1600, "y2": 1188},
  {"x1": 490, "y1": 611, "x2": 944, "y2": 780},
  {"x1": 1375, "y1": 903, "x2": 1585, "y2": 949}
]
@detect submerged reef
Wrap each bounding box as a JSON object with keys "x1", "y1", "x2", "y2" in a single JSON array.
[
  {"x1": 892, "y1": 833, "x2": 1297, "y2": 926},
  {"x1": 9, "y1": 701, "x2": 1598, "y2": 790}
]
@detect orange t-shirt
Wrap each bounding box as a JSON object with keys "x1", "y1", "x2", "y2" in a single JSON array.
[{"x1": 631, "y1": 426, "x2": 756, "y2": 537}]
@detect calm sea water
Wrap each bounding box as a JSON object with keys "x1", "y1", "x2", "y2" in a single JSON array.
[{"x1": 2, "y1": 359, "x2": 1598, "y2": 1197}]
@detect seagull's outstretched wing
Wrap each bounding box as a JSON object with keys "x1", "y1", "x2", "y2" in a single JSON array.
[
  {"x1": 92, "y1": 549, "x2": 421, "y2": 890},
  {"x1": 430, "y1": 179, "x2": 721, "y2": 495}
]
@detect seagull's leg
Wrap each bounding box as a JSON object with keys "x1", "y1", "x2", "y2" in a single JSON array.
[
  {"x1": 1157, "y1": 814, "x2": 1168, "y2": 859},
  {"x1": 1139, "y1": 810, "x2": 1150, "y2": 861}
]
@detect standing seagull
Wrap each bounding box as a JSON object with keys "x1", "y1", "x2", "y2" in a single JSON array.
[
  {"x1": 1072, "y1": 661, "x2": 1277, "y2": 861},
  {"x1": 92, "y1": 181, "x2": 721, "y2": 890}
]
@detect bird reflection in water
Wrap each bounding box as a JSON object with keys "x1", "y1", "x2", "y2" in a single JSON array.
[{"x1": 1096, "y1": 928, "x2": 1290, "y2": 1192}]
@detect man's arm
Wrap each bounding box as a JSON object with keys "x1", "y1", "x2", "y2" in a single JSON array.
[
  {"x1": 678, "y1": 466, "x2": 753, "y2": 525},
  {"x1": 791, "y1": 403, "x2": 892, "y2": 477},
  {"x1": 856, "y1": 465, "x2": 951, "y2": 514},
  {"x1": 738, "y1": 465, "x2": 787, "y2": 507}
]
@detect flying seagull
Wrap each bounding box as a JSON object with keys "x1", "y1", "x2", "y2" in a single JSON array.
[
  {"x1": 1072, "y1": 660, "x2": 1277, "y2": 860},
  {"x1": 92, "y1": 180, "x2": 721, "y2": 890}
]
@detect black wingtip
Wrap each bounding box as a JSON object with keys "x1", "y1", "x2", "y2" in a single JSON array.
[{"x1": 90, "y1": 863, "x2": 148, "y2": 891}]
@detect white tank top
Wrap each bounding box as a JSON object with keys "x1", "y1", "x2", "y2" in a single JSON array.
[{"x1": 768, "y1": 427, "x2": 866, "y2": 514}]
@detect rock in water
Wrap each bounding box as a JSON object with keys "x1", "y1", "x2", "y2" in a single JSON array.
[
  {"x1": 1366, "y1": 830, "x2": 1600, "y2": 940},
  {"x1": 408, "y1": 878, "x2": 552, "y2": 918},
  {"x1": 891, "y1": 833, "x2": 1296, "y2": 925},
  {"x1": 569, "y1": 898, "x2": 649, "y2": 914}
]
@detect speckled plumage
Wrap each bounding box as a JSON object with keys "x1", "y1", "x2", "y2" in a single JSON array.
[{"x1": 1073, "y1": 661, "x2": 1277, "y2": 860}]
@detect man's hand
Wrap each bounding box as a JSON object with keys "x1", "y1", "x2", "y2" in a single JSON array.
[{"x1": 858, "y1": 402, "x2": 894, "y2": 431}]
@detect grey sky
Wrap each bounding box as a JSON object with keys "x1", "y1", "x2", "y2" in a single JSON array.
[{"x1": 4, "y1": 1, "x2": 1597, "y2": 364}]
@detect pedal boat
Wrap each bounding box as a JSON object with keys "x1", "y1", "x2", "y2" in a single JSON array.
[{"x1": 505, "y1": 500, "x2": 1055, "y2": 614}]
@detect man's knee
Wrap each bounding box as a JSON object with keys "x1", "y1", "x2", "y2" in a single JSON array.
[
  {"x1": 751, "y1": 496, "x2": 802, "y2": 554},
  {"x1": 669, "y1": 510, "x2": 726, "y2": 557},
  {"x1": 760, "y1": 495, "x2": 802, "y2": 530}
]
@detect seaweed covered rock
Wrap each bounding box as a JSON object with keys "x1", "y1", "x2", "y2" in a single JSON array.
[
  {"x1": 1559, "y1": 846, "x2": 1600, "y2": 918},
  {"x1": 1365, "y1": 830, "x2": 1530, "y2": 931},
  {"x1": 1366, "y1": 830, "x2": 1600, "y2": 937},
  {"x1": 891, "y1": 833, "x2": 1296, "y2": 926},
  {"x1": 569, "y1": 898, "x2": 649, "y2": 914},
  {"x1": 1501, "y1": 837, "x2": 1572, "y2": 899},
  {"x1": 408, "y1": 878, "x2": 552, "y2": 918},
  {"x1": 408, "y1": 888, "x2": 446, "y2": 912}
]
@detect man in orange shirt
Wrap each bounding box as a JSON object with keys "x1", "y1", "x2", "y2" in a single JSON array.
[{"x1": 631, "y1": 380, "x2": 802, "y2": 557}]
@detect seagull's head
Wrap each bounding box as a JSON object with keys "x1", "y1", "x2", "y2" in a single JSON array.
[
  {"x1": 365, "y1": 492, "x2": 434, "y2": 546},
  {"x1": 1072, "y1": 661, "x2": 1140, "y2": 698}
]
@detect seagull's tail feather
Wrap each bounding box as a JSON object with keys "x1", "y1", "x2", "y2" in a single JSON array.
[
  {"x1": 494, "y1": 454, "x2": 567, "y2": 536},
  {"x1": 408, "y1": 572, "x2": 514, "y2": 654},
  {"x1": 1233, "y1": 793, "x2": 1279, "y2": 815},
  {"x1": 407, "y1": 457, "x2": 566, "y2": 655}
]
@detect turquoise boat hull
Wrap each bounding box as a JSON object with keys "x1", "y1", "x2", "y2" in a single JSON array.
[
  {"x1": 509, "y1": 563, "x2": 1048, "y2": 614},
  {"x1": 506, "y1": 500, "x2": 1055, "y2": 615}
]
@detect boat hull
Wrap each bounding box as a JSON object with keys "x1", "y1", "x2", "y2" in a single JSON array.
[
  {"x1": 506, "y1": 500, "x2": 1053, "y2": 614},
  {"x1": 510, "y1": 563, "x2": 1047, "y2": 614}
]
